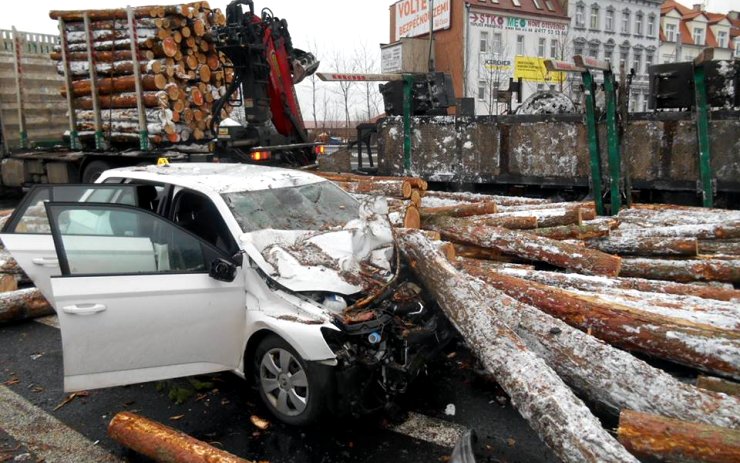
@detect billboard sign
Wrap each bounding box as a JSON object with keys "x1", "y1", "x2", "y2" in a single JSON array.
[
  {"x1": 514, "y1": 56, "x2": 566, "y2": 83},
  {"x1": 381, "y1": 43, "x2": 403, "y2": 73},
  {"x1": 395, "y1": 0, "x2": 451, "y2": 39}
]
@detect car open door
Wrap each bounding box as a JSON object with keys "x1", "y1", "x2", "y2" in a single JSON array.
[
  {"x1": 44, "y1": 202, "x2": 246, "y2": 392},
  {"x1": 0, "y1": 184, "x2": 145, "y2": 303}
]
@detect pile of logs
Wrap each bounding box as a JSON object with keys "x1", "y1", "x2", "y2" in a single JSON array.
[
  {"x1": 50, "y1": 2, "x2": 233, "y2": 145},
  {"x1": 326, "y1": 174, "x2": 740, "y2": 462}
]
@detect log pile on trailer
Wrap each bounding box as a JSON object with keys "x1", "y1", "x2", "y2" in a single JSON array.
[
  {"x1": 325, "y1": 173, "x2": 740, "y2": 461},
  {"x1": 50, "y1": 2, "x2": 233, "y2": 146}
]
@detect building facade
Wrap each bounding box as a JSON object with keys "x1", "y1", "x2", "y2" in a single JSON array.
[
  {"x1": 659, "y1": 0, "x2": 735, "y2": 64},
  {"x1": 564, "y1": 0, "x2": 662, "y2": 112}
]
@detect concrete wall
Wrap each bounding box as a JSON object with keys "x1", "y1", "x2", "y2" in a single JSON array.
[{"x1": 377, "y1": 112, "x2": 740, "y2": 193}]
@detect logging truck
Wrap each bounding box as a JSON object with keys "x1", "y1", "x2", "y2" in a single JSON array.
[{"x1": 0, "y1": 1, "x2": 319, "y2": 189}]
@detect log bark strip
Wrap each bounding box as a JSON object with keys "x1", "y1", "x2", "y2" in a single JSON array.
[
  {"x1": 494, "y1": 267, "x2": 740, "y2": 302},
  {"x1": 532, "y1": 222, "x2": 613, "y2": 240},
  {"x1": 420, "y1": 201, "x2": 497, "y2": 218},
  {"x1": 336, "y1": 180, "x2": 413, "y2": 199},
  {"x1": 0, "y1": 288, "x2": 54, "y2": 324},
  {"x1": 620, "y1": 258, "x2": 740, "y2": 283},
  {"x1": 612, "y1": 222, "x2": 740, "y2": 240},
  {"x1": 398, "y1": 230, "x2": 637, "y2": 463},
  {"x1": 586, "y1": 236, "x2": 699, "y2": 256},
  {"x1": 494, "y1": 207, "x2": 583, "y2": 228},
  {"x1": 425, "y1": 220, "x2": 622, "y2": 276},
  {"x1": 424, "y1": 191, "x2": 547, "y2": 206},
  {"x1": 108, "y1": 411, "x2": 252, "y2": 463},
  {"x1": 617, "y1": 410, "x2": 740, "y2": 463},
  {"x1": 424, "y1": 215, "x2": 538, "y2": 231},
  {"x1": 700, "y1": 240, "x2": 740, "y2": 256},
  {"x1": 458, "y1": 260, "x2": 740, "y2": 379},
  {"x1": 696, "y1": 376, "x2": 740, "y2": 397},
  {"x1": 398, "y1": 232, "x2": 740, "y2": 429}
]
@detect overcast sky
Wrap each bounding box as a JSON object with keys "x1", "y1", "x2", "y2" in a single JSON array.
[{"x1": 2, "y1": 1, "x2": 736, "y2": 122}]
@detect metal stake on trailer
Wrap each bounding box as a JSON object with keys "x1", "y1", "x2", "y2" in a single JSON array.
[
  {"x1": 83, "y1": 12, "x2": 107, "y2": 151},
  {"x1": 127, "y1": 5, "x2": 150, "y2": 151},
  {"x1": 317, "y1": 72, "x2": 413, "y2": 174},
  {"x1": 58, "y1": 19, "x2": 81, "y2": 150},
  {"x1": 692, "y1": 48, "x2": 715, "y2": 208},
  {"x1": 545, "y1": 59, "x2": 605, "y2": 216},
  {"x1": 11, "y1": 27, "x2": 27, "y2": 150},
  {"x1": 576, "y1": 55, "x2": 622, "y2": 215}
]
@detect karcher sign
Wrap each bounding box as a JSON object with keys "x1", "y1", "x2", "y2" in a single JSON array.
[{"x1": 514, "y1": 56, "x2": 566, "y2": 83}]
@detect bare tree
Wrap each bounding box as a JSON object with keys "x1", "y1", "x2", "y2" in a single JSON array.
[
  {"x1": 305, "y1": 38, "x2": 321, "y2": 130},
  {"x1": 353, "y1": 41, "x2": 383, "y2": 121},
  {"x1": 468, "y1": 33, "x2": 513, "y2": 115},
  {"x1": 329, "y1": 50, "x2": 358, "y2": 131}
]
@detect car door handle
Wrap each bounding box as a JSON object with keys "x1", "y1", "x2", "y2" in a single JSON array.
[
  {"x1": 32, "y1": 257, "x2": 59, "y2": 267},
  {"x1": 61, "y1": 304, "x2": 107, "y2": 315}
]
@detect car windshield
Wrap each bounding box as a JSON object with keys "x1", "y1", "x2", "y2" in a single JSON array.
[{"x1": 222, "y1": 181, "x2": 360, "y2": 232}]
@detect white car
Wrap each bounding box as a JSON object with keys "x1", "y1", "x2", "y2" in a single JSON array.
[{"x1": 1, "y1": 163, "x2": 450, "y2": 425}]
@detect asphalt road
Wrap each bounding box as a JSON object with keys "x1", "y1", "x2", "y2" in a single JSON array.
[{"x1": 0, "y1": 318, "x2": 561, "y2": 463}]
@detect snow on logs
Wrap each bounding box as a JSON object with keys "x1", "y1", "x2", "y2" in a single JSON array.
[
  {"x1": 397, "y1": 230, "x2": 638, "y2": 462},
  {"x1": 51, "y1": 2, "x2": 232, "y2": 145}
]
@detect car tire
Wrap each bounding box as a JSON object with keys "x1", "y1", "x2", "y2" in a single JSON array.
[
  {"x1": 253, "y1": 335, "x2": 331, "y2": 426},
  {"x1": 81, "y1": 159, "x2": 114, "y2": 183}
]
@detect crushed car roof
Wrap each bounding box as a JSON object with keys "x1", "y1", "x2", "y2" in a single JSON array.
[{"x1": 99, "y1": 163, "x2": 325, "y2": 194}]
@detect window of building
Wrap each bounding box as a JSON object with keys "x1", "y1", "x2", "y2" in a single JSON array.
[
  {"x1": 620, "y1": 48, "x2": 629, "y2": 69},
  {"x1": 717, "y1": 31, "x2": 727, "y2": 48},
  {"x1": 590, "y1": 5, "x2": 600, "y2": 30},
  {"x1": 605, "y1": 47, "x2": 614, "y2": 64},
  {"x1": 516, "y1": 35, "x2": 525, "y2": 55},
  {"x1": 533, "y1": 0, "x2": 542, "y2": 10},
  {"x1": 574, "y1": 42, "x2": 585, "y2": 57},
  {"x1": 538, "y1": 37, "x2": 546, "y2": 57},
  {"x1": 736, "y1": 41, "x2": 740, "y2": 57},
  {"x1": 477, "y1": 82, "x2": 486, "y2": 101},
  {"x1": 693, "y1": 27, "x2": 704, "y2": 45},
  {"x1": 512, "y1": 0, "x2": 521, "y2": 6},
  {"x1": 621, "y1": 10, "x2": 630, "y2": 34},
  {"x1": 492, "y1": 32, "x2": 502, "y2": 52},
  {"x1": 635, "y1": 13, "x2": 643, "y2": 35},
  {"x1": 576, "y1": 4, "x2": 585, "y2": 27},
  {"x1": 632, "y1": 50, "x2": 641, "y2": 74},
  {"x1": 589, "y1": 43, "x2": 599, "y2": 58},
  {"x1": 642, "y1": 97, "x2": 648, "y2": 112},
  {"x1": 645, "y1": 53, "x2": 653, "y2": 74},
  {"x1": 545, "y1": 0, "x2": 555, "y2": 11},
  {"x1": 647, "y1": 15, "x2": 656, "y2": 37},
  {"x1": 550, "y1": 38, "x2": 559, "y2": 58},
  {"x1": 665, "y1": 23, "x2": 676, "y2": 42},
  {"x1": 605, "y1": 9, "x2": 614, "y2": 32},
  {"x1": 480, "y1": 31, "x2": 489, "y2": 53}
]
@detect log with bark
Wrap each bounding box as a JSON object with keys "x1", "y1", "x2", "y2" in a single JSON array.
[
  {"x1": 398, "y1": 231, "x2": 740, "y2": 429},
  {"x1": 532, "y1": 221, "x2": 614, "y2": 240},
  {"x1": 336, "y1": 180, "x2": 413, "y2": 199},
  {"x1": 586, "y1": 236, "x2": 699, "y2": 257},
  {"x1": 314, "y1": 172, "x2": 427, "y2": 191},
  {"x1": 697, "y1": 376, "x2": 740, "y2": 397},
  {"x1": 620, "y1": 257, "x2": 740, "y2": 283},
  {"x1": 420, "y1": 201, "x2": 497, "y2": 218},
  {"x1": 424, "y1": 191, "x2": 547, "y2": 206},
  {"x1": 0, "y1": 288, "x2": 54, "y2": 324},
  {"x1": 424, "y1": 214, "x2": 538, "y2": 231},
  {"x1": 397, "y1": 230, "x2": 638, "y2": 463},
  {"x1": 493, "y1": 267, "x2": 740, "y2": 302},
  {"x1": 612, "y1": 222, "x2": 740, "y2": 240},
  {"x1": 617, "y1": 410, "x2": 740, "y2": 463},
  {"x1": 492, "y1": 206, "x2": 583, "y2": 228},
  {"x1": 700, "y1": 240, "x2": 740, "y2": 256},
  {"x1": 424, "y1": 219, "x2": 622, "y2": 276},
  {"x1": 618, "y1": 207, "x2": 740, "y2": 226},
  {"x1": 457, "y1": 259, "x2": 740, "y2": 379}
]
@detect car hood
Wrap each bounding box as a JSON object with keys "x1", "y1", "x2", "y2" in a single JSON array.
[{"x1": 239, "y1": 197, "x2": 394, "y2": 295}]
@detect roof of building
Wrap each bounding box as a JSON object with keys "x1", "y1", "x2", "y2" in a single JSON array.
[
  {"x1": 660, "y1": 0, "x2": 733, "y2": 48},
  {"x1": 465, "y1": 0, "x2": 568, "y2": 20}
]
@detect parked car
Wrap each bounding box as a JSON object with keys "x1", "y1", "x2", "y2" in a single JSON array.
[{"x1": 1, "y1": 163, "x2": 451, "y2": 425}]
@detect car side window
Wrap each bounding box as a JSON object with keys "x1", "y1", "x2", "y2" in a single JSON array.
[
  {"x1": 46, "y1": 203, "x2": 223, "y2": 276},
  {"x1": 171, "y1": 190, "x2": 237, "y2": 255}
]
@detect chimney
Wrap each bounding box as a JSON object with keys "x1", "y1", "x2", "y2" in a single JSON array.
[{"x1": 692, "y1": 4, "x2": 703, "y2": 12}]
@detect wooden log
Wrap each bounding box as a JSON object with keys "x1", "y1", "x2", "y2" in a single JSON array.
[
  {"x1": 397, "y1": 230, "x2": 637, "y2": 463},
  {"x1": 700, "y1": 240, "x2": 740, "y2": 256},
  {"x1": 424, "y1": 191, "x2": 546, "y2": 206},
  {"x1": 108, "y1": 412, "x2": 250, "y2": 463},
  {"x1": 697, "y1": 376, "x2": 740, "y2": 397},
  {"x1": 620, "y1": 258, "x2": 740, "y2": 283},
  {"x1": 452, "y1": 243, "x2": 510, "y2": 261},
  {"x1": 314, "y1": 172, "x2": 427, "y2": 191},
  {"x1": 618, "y1": 208, "x2": 740, "y2": 226},
  {"x1": 420, "y1": 201, "x2": 497, "y2": 219},
  {"x1": 75, "y1": 92, "x2": 167, "y2": 110},
  {"x1": 399, "y1": 233, "x2": 740, "y2": 429},
  {"x1": 457, "y1": 257, "x2": 535, "y2": 272},
  {"x1": 63, "y1": 74, "x2": 167, "y2": 97},
  {"x1": 425, "y1": 220, "x2": 622, "y2": 276},
  {"x1": 64, "y1": 28, "x2": 157, "y2": 45},
  {"x1": 0, "y1": 288, "x2": 54, "y2": 324},
  {"x1": 424, "y1": 214, "x2": 538, "y2": 231},
  {"x1": 458, "y1": 260, "x2": 740, "y2": 379},
  {"x1": 612, "y1": 222, "x2": 740, "y2": 240},
  {"x1": 498, "y1": 201, "x2": 595, "y2": 213},
  {"x1": 586, "y1": 236, "x2": 699, "y2": 257},
  {"x1": 532, "y1": 222, "x2": 613, "y2": 240},
  {"x1": 403, "y1": 206, "x2": 421, "y2": 229},
  {"x1": 57, "y1": 59, "x2": 165, "y2": 77},
  {"x1": 50, "y1": 49, "x2": 161, "y2": 62},
  {"x1": 493, "y1": 267, "x2": 740, "y2": 302},
  {"x1": 50, "y1": 7, "x2": 156, "y2": 21},
  {"x1": 335, "y1": 180, "x2": 413, "y2": 199},
  {"x1": 493, "y1": 207, "x2": 583, "y2": 228},
  {"x1": 617, "y1": 410, "x2": 740, "y2": 463}
]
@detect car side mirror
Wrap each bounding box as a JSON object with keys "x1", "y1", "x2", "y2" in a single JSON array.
[{"x1": 209, "y1": 258, "x2": 237, "y2": 282}]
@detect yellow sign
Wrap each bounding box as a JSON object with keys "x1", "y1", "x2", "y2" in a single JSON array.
[{"x1": 514, "y1": 56, "x2": 565, "y2": 83}]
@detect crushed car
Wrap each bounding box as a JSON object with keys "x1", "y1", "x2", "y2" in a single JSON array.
[{"x1": 0, "y1": 163, "x2": 452, "y2": 425}]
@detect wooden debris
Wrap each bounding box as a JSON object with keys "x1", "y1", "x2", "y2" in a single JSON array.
[
  {"x1": 420, "y1": 201, "x2": 497, "y2": 219},
  {"x1": 618, "y1": 410, "x2": 740, "y2": 463},
  {"x1": 620, "y1": 257, "x2": 740, "y2": 283},
  {"x1": 108, "y1": 411, "x2": 252, "y2": 463},
  {"x1": 398, "y1": 230, "x2": 637, "y2": 463},
  {"x1": 532, "y1": 221, "x2": 614, "y2": 240}
]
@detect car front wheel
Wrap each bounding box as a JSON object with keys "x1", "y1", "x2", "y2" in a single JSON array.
[{"x1": 254, "y1": 335, "x2": 331, "y2": 425}]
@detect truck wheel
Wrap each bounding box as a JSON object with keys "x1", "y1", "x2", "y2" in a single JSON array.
[
  {"x1": 82, "y1": 160, "x2": 113, "y2": 183},
  {"x1": 253, "y1": 335, "x2": 330, "y2": 426}
]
